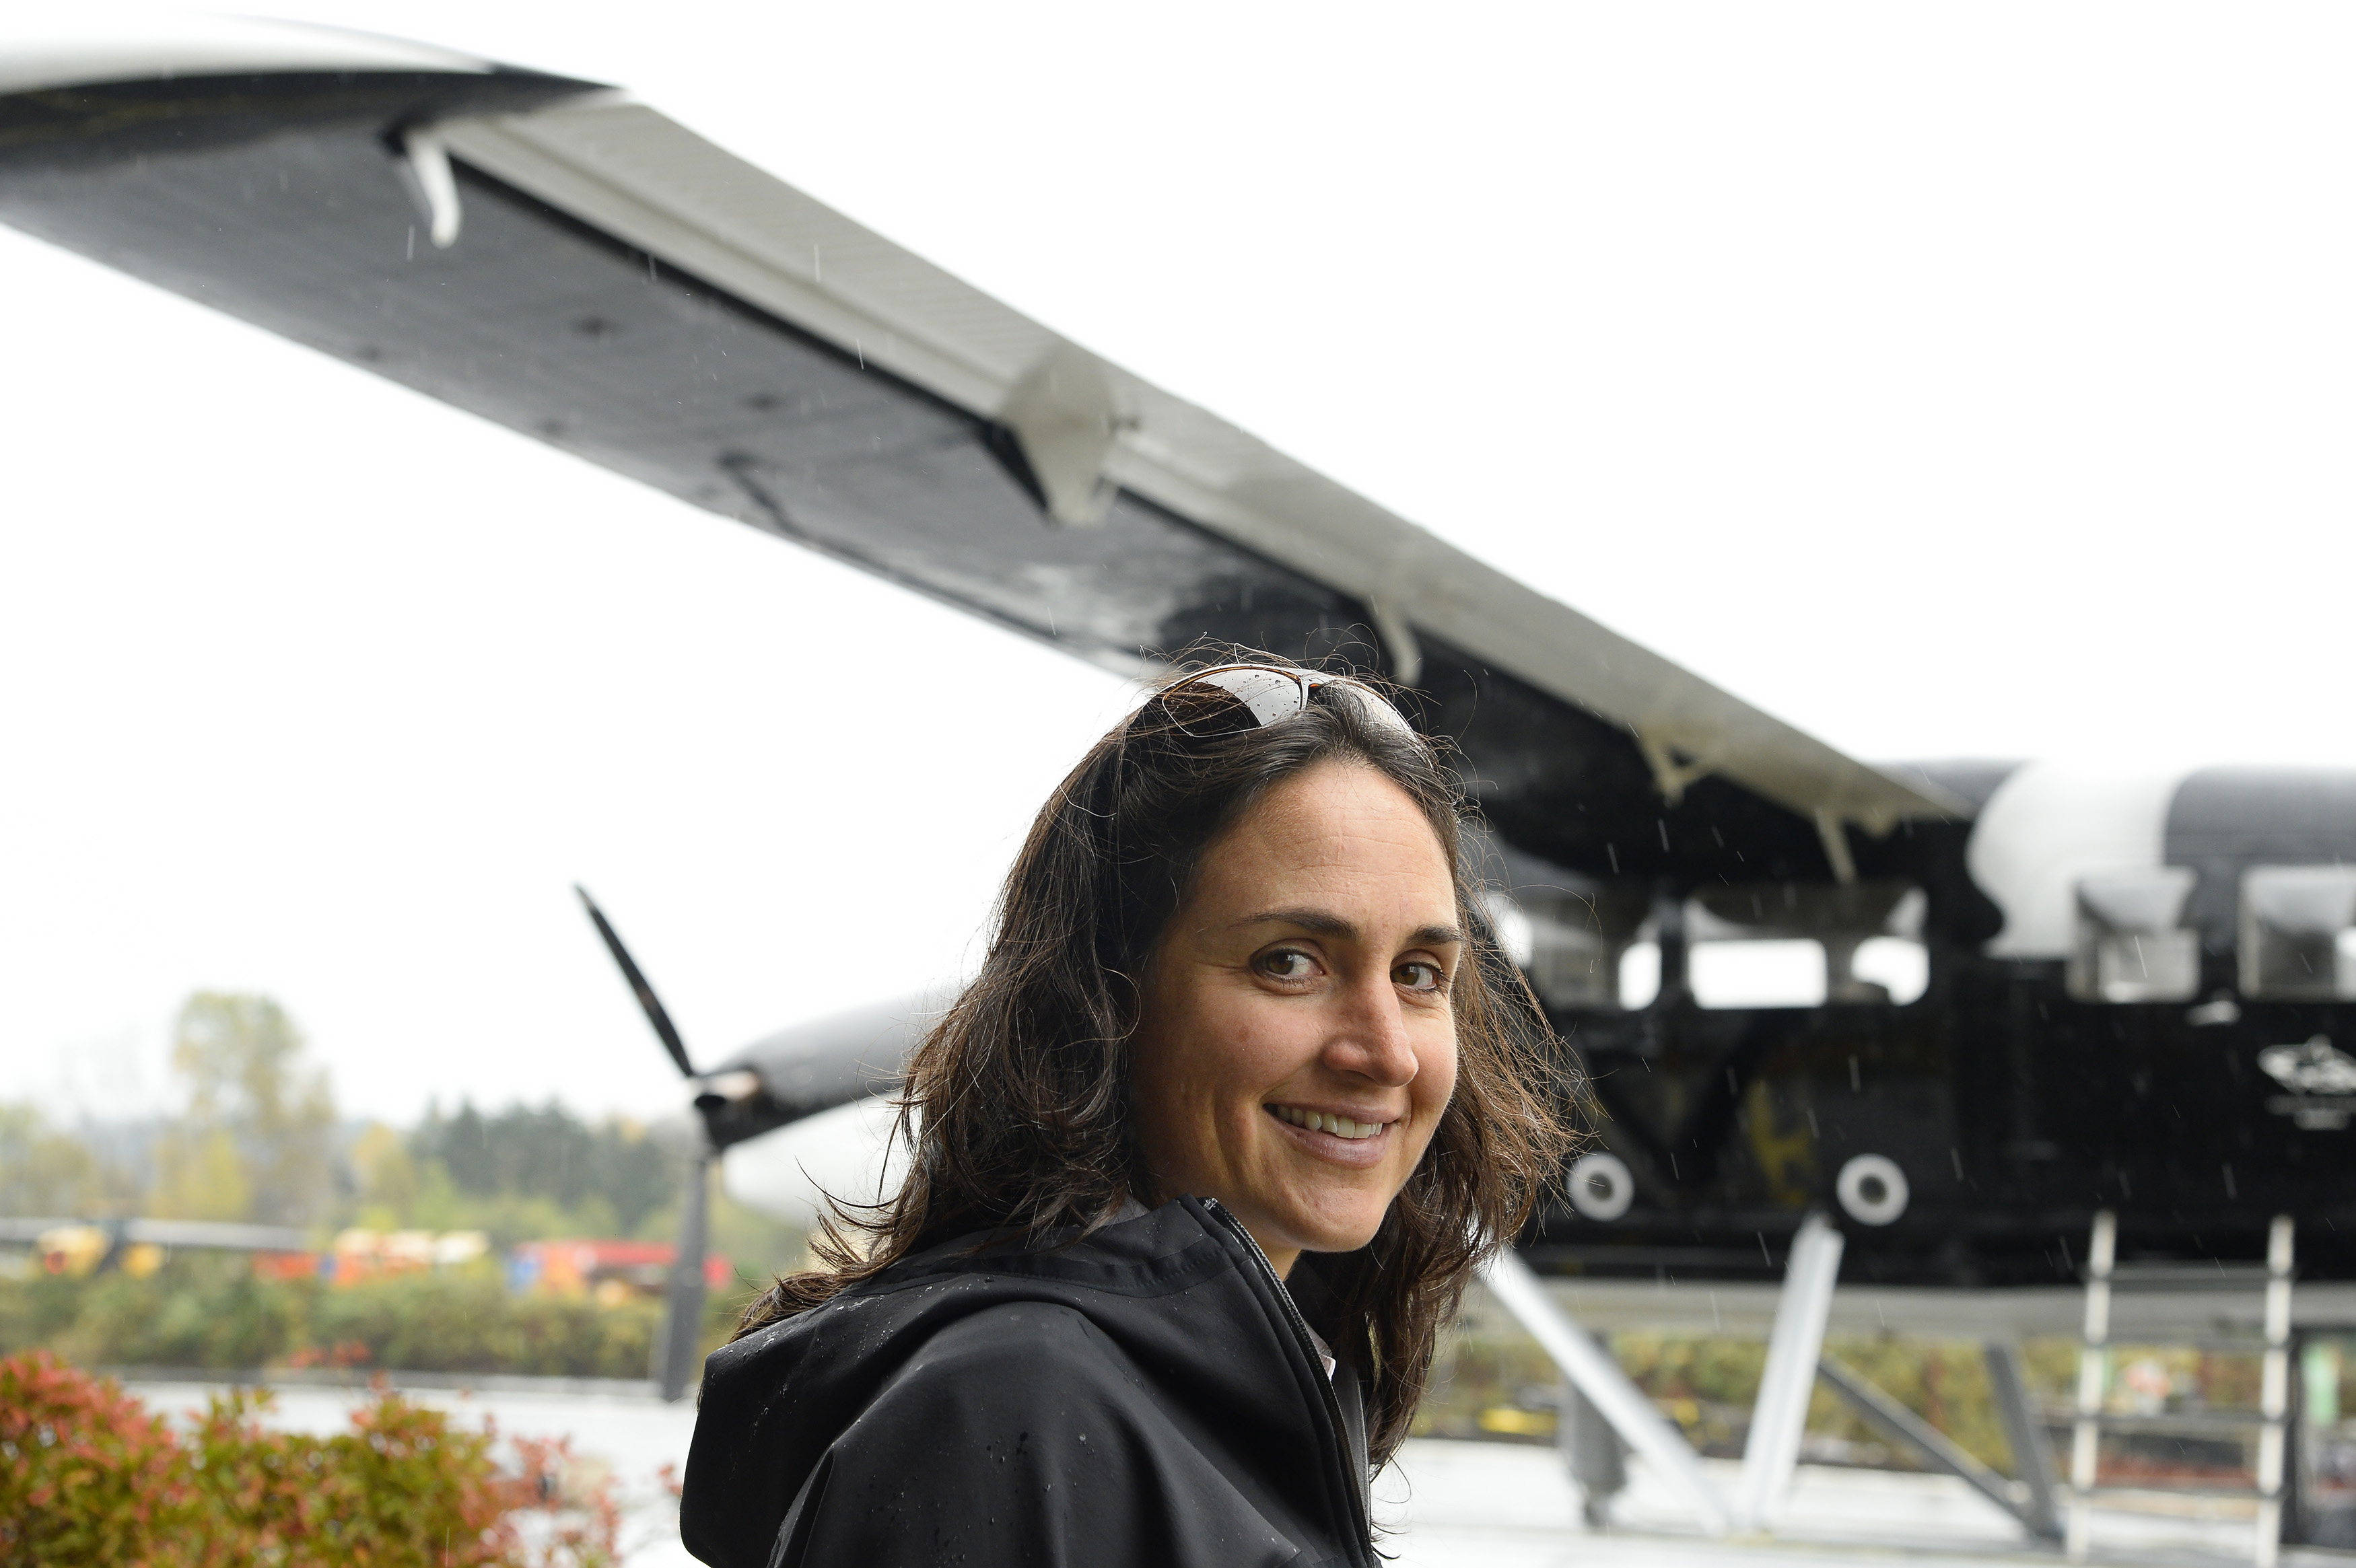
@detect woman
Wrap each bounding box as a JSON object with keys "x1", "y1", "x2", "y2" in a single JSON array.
[{"x1": 681, "y1": 657, "x2": 1570, "y2": 1568}]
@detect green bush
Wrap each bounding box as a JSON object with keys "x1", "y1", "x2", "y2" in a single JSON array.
[
  {"x1": 0, "y1": 1351, "x2": 618, "y2": 1567},
  {"x1": 0, "y1": 1271, "x2": 91, "y2": 1361},
  {"x1": 307, "y1": 1273, "x2": 660, "y2": 1379},
  {"x1": 0, "y1": 1256, "x2": 761, "y2": 1382},
  {"x1": 1418, "y1": 1293, "x2": 2050, "y2": 1470},
  {"x1": 50, "y1": 1255, "x2": 303, "y2": 1371}
]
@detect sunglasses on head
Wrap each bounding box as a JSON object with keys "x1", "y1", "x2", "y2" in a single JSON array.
[{"x1": 1152, "y1": 663, "x2": 1422, "y2": 742}]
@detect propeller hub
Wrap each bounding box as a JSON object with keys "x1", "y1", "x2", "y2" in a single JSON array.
[{"x1": 694, "y1": 1069, "x2": 763, "y2": 1109}]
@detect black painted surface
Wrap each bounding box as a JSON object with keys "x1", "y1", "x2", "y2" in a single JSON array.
[
  {"x1": 0, "y1": 71, "x2": 598, "y2": 166},
  {"x1": 1534, "y1": 773, "x2": 2356, "y2": 1287},
  {"x1": 1533, "y1": 962, "x2": 2356, "y2": 1287}
]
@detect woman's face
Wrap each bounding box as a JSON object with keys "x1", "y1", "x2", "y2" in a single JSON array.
[{"x1": 1130, "y1": 760, "x2": 1462, "y2": 1277}]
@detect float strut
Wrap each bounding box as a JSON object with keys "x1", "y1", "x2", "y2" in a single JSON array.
[
  {"x1": 1736, "y1": 1211, "x2": 1844, "y2": 1530},
  {"x1": 1480, "y1": 1250, "x2": 1733, "y2": 1536}
]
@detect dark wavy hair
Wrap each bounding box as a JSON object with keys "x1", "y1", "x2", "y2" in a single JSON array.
[{"x1": 732, "y1": 650, "x2": 1572, "y2": 1463}]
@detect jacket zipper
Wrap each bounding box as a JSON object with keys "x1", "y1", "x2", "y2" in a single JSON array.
[{"x1": 1198, "y1": 1198, "x2": 1373, "y2": 1563}]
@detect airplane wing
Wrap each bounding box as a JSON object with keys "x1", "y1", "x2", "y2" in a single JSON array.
[
  {"x1": 0, "y1": 20, "x2": 1966, "y2": 890},
  {"x1": 0, "y1": 1217, "x2": 310, "y2": 1251}
]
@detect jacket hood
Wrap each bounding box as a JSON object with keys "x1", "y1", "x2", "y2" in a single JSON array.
[{"x1": 680, "y1": 1196, "x2": 1371, "y2": 1568}]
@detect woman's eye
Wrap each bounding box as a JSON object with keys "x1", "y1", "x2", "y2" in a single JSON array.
[
  {"x1": 1259, "y1": 950, "x2": 1317, "y2": 981},
  {"x1": 1395, "y1": 961, "x2": 1443, "y2": 993}
]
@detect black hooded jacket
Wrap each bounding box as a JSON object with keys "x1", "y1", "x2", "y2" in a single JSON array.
[{"x1": 680, "y1": 1196, "x2": 1376, "y2": 1568}]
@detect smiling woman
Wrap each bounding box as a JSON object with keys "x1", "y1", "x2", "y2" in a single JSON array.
[
  {"x1": 679, "y1": 654, "x2": 1572, "y2": 1568},
  {"x1": 1128, "y1": 761, "x2": 1465, "y2": 1279}
]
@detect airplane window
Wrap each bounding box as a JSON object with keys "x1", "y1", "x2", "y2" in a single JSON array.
[
  {"x1": 1618, "y1": 941, "x2": 1662, "y2": 1009},
  {"x1": 1682, "y1": 880, "x2": 1925, "y2": 1009},
  {"x1": 1852, "y1": 936, "x2": 1931, "y2": 1005},
  {"x1": 1690, "y1": 938, "x2": 1828, "y2": 1009},
  {"x1": 2069, "y1": 868, "x2": 2199, "y2": 1003},
  {"x1": 1490, "y1": 884, "x2": 1655, "y2": 1011},
  {"x1": 1502, "y1": 880, "x2": 1927, "y2": 1011},
  {"x1": 2240, "y1": 865, "x2": 2356, "y2": 1000}
]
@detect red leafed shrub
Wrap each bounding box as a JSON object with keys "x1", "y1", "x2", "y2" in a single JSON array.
[
  {"x1": 0, "y1": 1349, "x2": 202, "y2": 1565},
  {"x1": 0, "y1": 1352, "x2": 620, "y2": 1567}
]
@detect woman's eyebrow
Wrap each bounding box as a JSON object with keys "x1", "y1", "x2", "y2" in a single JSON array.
[{"x1": 1233, "y1": 907, "x2": 1465, "y2": 947}]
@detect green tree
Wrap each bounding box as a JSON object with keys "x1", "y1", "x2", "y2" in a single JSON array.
[
  {"x1": 147, "y1": 993, "x2": 336, "y2": 1228},
  {"x1": 410, "y1": 1100, "x2": 669, "y2": 1234},
  {"x1": 347, "y1": 1122, "x2": 419, "y2": 1227},
  {"x1": 148, "y1": 1128, "x2": 252, "y2": 1223},
  {"x1": 0, "y1": 1105, "x2": 109, "y2": 1217}
]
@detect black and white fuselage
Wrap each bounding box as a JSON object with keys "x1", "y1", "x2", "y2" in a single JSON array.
[{"x1": 1518, "y1": 762, "x2": 2356, "y2": 1286}]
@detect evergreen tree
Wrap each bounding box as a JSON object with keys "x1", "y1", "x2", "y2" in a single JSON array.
[{"x1": 410, "y1": 1100, "x2": 670, "y2": 1234}]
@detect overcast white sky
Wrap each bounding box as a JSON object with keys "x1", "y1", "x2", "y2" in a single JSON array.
[{"x1": 7, "y1": 3, "x2": 2356, "y2": 1126}]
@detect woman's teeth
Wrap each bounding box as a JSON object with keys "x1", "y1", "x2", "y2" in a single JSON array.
[{"x1": 1271, "y1": 1104, "x2": 1386, "y2": 1140}]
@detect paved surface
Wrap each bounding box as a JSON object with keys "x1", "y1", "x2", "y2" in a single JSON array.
[
  {"x1": 129, "y1": 1380, "x2": 2299, "y2": 1568},
  {"x1": 1378, "y1": 1444, "x2": 2275, "y2": 1568}
]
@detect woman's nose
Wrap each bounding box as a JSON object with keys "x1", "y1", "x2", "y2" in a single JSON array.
[{"x1": 1324, "y1": 972, "x2": 1419, "y2": 1085}]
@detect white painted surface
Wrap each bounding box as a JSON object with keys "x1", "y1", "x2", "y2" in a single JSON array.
[
  {"x1": 1481, "y1": 1250, "x2": 1733, "y2": 1535},
  {"x1": 1968, "y1": 764, "x2": 2190, "y2": 958}
]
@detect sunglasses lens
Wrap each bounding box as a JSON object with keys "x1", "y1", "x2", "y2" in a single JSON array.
[
  {"x1": 1193, "y1": 668, "x2": 1309, "y2": 726},
  {"x1": 1311, "y1": 677, "x2": 1422, "y2": 742},
  {"x1": 1155, "y1": 667, "x2": 1304, "y2": 737}
]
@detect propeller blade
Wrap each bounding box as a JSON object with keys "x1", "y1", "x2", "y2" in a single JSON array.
[
  {"x1": 575, "y1": 885, "x2": 697, "y2": 1080},
  {"x1": 654, "y1": 1148, "x2": 712, "y2": 1402}
]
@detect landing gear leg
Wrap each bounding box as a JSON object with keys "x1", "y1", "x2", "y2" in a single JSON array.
[{"x1": 1735, "y1": 1211, "x2": 1846, "y2": 1530}]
